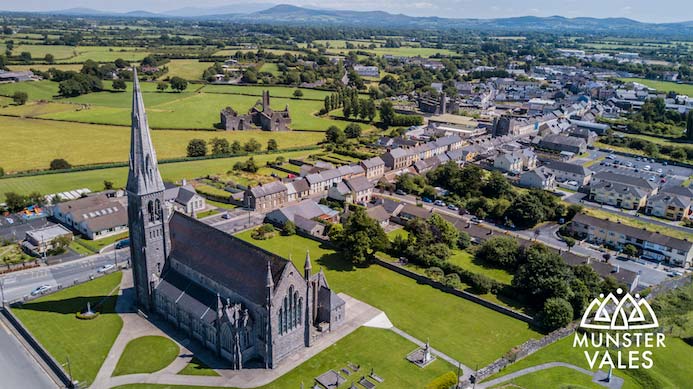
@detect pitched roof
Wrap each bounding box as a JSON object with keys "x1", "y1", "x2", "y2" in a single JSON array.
[
  {"x1": 249, "y1": 180, "x2": 287, "y2": 198},
  {"x1": 546, "y1": 160, "x2": 591, "y2": 176},
  {"x1": 366, "y1": 205, "x2": 391, "y2": 222},
  {"x1": 155, "y1": 268, "x2": 218, "y2": 324},
  {"x1": 592, "y1": 171, "x2": 656, "y2": 190},
  {"x1": 168, "y1": 212, "x2": 289, "y2": 305},
  {"x1": 345, "y1": 176, "x2": 373, "y2": 193},
  {"x1": 361, "y1": 156, "x2": 385, "y2": 169}
]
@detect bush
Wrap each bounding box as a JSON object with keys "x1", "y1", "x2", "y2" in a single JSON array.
[
  {"x1": 424, "y1": 267, "x2": 444, "y2": 282},
  {"x1": 251, "y1": 224, "x2": 276, "y2": 240},
  {"x1": 75, "y1": 311, "x2": 100, "y2": 320},
  {"x1": 12, "y1": 91, "x2": 28, "y2": 105},
  {"x1": 282, "y1": 221, "x2": 296, "y2": 236},
  {"x1": 49, "y1": 158, "x2": 71, "y2": 170},
  {"x1": 541, "y1": 297, "x2": 573, "y2": 330},
  {"x1": 444, "y1": 273, "x2": 461, "y2": 289},
  {"x1": 425, "y1": 372, "x2": 458, "y2": 389},
  {"x1": 186, "y1": 139, "x2": 207, "y2": 157},
  {"x1": 475, "y1": 236, "x2": 520, "y2": 269}
]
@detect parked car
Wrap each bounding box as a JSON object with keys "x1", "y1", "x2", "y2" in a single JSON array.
[
  {"x1": 447, "y1": 204, "x2": 459, "y2": 211},
  {"x1": 115, "y1": 239, "x2": 130, "y2": 249},
  {"x1": 656, "y1": 168, "x2": 663, "y2": 174},
  {"x1": 644, "y1": 165, "x2": 651, "y2": 171},
  {"x1": 97, "y1": 264, "x2": 116, "y2": 273},
  {"x1": 31, "y1": 285, "x2": 51, "y2": 296},
  {"x1": 395, "y1": 189, "x2": 406, "y2": 196},
  {"x1": 469, "y1": 216, "x2": 481, "y2": 224},
  {"x1": 607, "y1": 154, "x2": 615, "y2": 160},
  {"x1": 649, "y1": 176, "x2": 656, "y2": 182},
  {"x1": 434, "y1": 200, "x2": 446, "y2": 207},
  {"x1": 221, "y1": 212, "x2": 231, "y2": 219},
  {"x1": 422, "y1": 197, "x2": 433, "y2": 203}
]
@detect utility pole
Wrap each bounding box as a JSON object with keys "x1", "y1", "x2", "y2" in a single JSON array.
[{"x1": 0, "y1": 278, "x2": 5, "y2": 308}]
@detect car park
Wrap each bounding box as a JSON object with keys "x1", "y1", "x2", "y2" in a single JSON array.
[{"x1": 644, "y1": 165, "x2": 651, "y2": 171}]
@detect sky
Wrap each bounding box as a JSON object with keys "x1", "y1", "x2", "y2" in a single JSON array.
[{"x1": 2, "y1": 0, "x2": 691, "y2": 23}]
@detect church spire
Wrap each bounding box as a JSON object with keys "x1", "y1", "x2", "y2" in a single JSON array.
[
  {"x1": 304, "y1": 250, "x2": 312, "y2": 280},
  {"x1": 127, "y1": 68, "x2": 165, "y2": 195}
]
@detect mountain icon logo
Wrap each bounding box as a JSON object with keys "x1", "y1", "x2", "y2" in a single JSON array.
[{"x1": 579, "y1": 288, "x2": 659, "y2": 330}]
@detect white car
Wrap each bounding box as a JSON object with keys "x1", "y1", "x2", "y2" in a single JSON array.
[
  {"x1": 656, "y1": 168, "x2": 663, "y2": 174},
  {"x1": 30, "y1": 284, "x2": 51, "y2": 296},
  {"x1": 97, "y1": 264, "x2": 116, "y2": 273},
  {"x1": 434, "y1": 200, "x2": 446, "y2": 207},
  {"x1": 643, "y1": 165, "x2": 651, "y2": 171}
]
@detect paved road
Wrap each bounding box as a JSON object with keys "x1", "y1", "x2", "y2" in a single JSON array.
[
  {"x1": 0, "y1": 320, "x2": 55, "y2": 389},
  {"x1": 0, "y1": 249, "x2": 130, "y2": 303}
]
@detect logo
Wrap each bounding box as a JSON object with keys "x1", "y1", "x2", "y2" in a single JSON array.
[
  {"x1": 573, "y1": 288, "x2": 665, "y2": 370},
  {"x1": 579, "y1": 288, "x2": 658, "y2": 330}
]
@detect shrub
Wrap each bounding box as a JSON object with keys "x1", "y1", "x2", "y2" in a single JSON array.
[
  {"x1": 49, "y1": 158, "x2": 71, "y2": 170},
  {"x1": 186, "y1": 139, "x2": 207, "y2": 157},
  {"x1": 12, "y1": 91, "x2": 28, "y2": 105},
  {"x1": 444, "y1": 273, "x2": 461, "y2": 289},
  {"x1": 541, "y1": 297, "x2": 573, "y2": 330},
  {"x1": 251, "y1": 224, "x2": 276, "y2": 240},
  {"x1": 282, "y1": 221, "x2": 296, "y2": 236},
  {"x1": 424, "y1": 267, "x2": 444, "y2": 282},
  {"x1": 75, "y1": 311, "x2": 100, "y2": 320},
  {"x1": 425, "y1": 372, "x2": 457, "y2": 389}
]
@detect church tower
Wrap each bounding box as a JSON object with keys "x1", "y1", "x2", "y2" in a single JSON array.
[{"x1": 127, "y1": 69, "x2": 169, "y2": 312}]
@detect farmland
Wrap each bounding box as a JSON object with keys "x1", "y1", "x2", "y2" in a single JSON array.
[
  {"x1": 620, "y1": 78, "x2": 693, "y2": 97},
  {"x1": 2, "y1": 44, "x2": 151, "y2": 63},
  {"x1": 159, "y1": 59, "x2": 209, "y2": 81}
]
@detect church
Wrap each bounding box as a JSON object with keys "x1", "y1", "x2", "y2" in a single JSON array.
[
  {"x1": 220, "y1": 90, "x2": 292, "y2": 132},
  {"x1": 126, "y1": 71, "x2": 345, "y2": 369}
]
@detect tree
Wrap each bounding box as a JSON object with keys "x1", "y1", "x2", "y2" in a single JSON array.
[
  {"x1": 49, "y1": 158, "x2": 71, "y2": 170},
  {"x1": 267, "y1": 139, "x2": 278, "y2": 151},
  {"x1": 210, "y1": 138, "x2": 230, "y2": 155},
  {"x1": 424, "y1": 267, "x2": 445, "y2": 282},
  {"x1": 169, "y1": 76, "x2": 188, "y2": 92},
  {"x1": 114, "y1": 58, "x2": 129, "y2": 69},
  {"x1": 623, "y1": 244, "x2": 639, "y2": 259},
  {"x1": 19, "y1": 51, "x2": 31, "y2": 64},
  {"x1": 156, "y1": 81, "x2": 168, "y2": 92},
  {"x1": 12, "y1": 91, "x2": 27, "y2": 105},
  {"x1": 103, "y1": 180, "x2": 114, "y2": 190},
  {"x1": 44, "y1": 53, "x2": 54, "y2": 64},
  {"x1": 231, "y1": 140, "x2": 242, "y2": 154},
  {"x1": 186, "y1": 139, "x2": 207, "y2": 157},
  {"x1": 244, "y1": 138, "x2": 262, "y2": 152},
  {"x1": 282, "y1": 221, "x2": 296, "y2": 236},
  {"x1": 563, "y1": 236, "x2": 576, "y2": 252},
  {"x1": 58, "y1": 79, "x2": 85, "y2": 97},
  {"x1": 444, "y1": 273, "x2": 461, "y2": 289},
  {"x1": 541, "y1": 297, "x2": 573, "y2": 330},
  {"x1": 513, "y1": 245, "x2": 572, "y2": 304},
  {"x1": 687, "y1": 111, "x2": 693, "y2": 140},
  {"x1": 476, "y1": 236, "x2": 520, "y2": 269},
  {"x1": 504, "y1": 193, "x2": 546, "y2": 229},
  {"x1": 344, "y1": 123, "x2": 362, "y2": 138},
  {"x1": 325, "y1": 126, "x2": 346, "y2": 144},
  {"x1": 0, "y1": 167, "x2": 4, "y2": 177},
  {"x1": 112, "y1": 79, "x2": 127, "y2": 91},
  {"x1": 293, "y1": 89, "x2": 303, "y2": 98},
  {"x1": 330, "y1": 207, "x2": 389, "y2": 264},
  {"x1": 379, "y1": 100, "x2": 395, "y2": 126}
]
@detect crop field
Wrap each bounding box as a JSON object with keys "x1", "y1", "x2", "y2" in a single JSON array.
[
  {"x1": 0, "y1": 81, "x2": 355, "y2": 131},
  {"x1": 159, "y1": 59, "x2": 209, "y2": 81},
  {"x1": 8, "y1": 64, "x2": 83, "y2": 72},
  {"x1": 0, "y1": 116, "x2": 324, "y2": 172},
  {"x1": 0, "y1": 150, "x2": 313, "y2": 200},
  {"x1": 619, "y1": 78, "x2": 693, "y2": 97}
]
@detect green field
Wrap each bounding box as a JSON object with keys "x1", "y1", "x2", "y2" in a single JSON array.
[
  {"x1": 0, "y1": 81, "x2": 353, "y2": 131},
  {"x1": 200, "y1": 84, "x2": 333, "y2": 100},
  {"x1": 213, "y1": 48, "x2": 303, "y2": 57},
  {"x1": 0, "y1": 116, "x2": 324, "y2": 172},
  {"x1": 235, "y1": 232, "x2": 541, "y2": 367},
  {"x1": 115, "y1": 327, "x2": 453, "y2": 389},
  {"x1": 620, "y1": 78, "x2": 693, "y2": 97},
  {"x1": 113, "y1": 336, "x2": 180, "y2": 376},
  {"x1": 259, "y1": 62, "x2": 281, "y2": 76},
  {"x1": 12, "y1": 272, "x2": 123, "y2": 385},
  {"x1": 3, "y1": 44, "x2": 151, "y2": 63},
  {"x1": 160, "y1": 59, "x2": 209, "y2": 81},
  {"x1": 8, "y1": 63, "x2": 84, "y2": 72},
  {"x1": 0, "y1": 150, "x2": 313, "y2": 200}
]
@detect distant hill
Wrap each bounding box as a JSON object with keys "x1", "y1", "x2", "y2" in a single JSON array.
[{"x1": 13, "y1": 4, "x2": 693, "y2": 37}]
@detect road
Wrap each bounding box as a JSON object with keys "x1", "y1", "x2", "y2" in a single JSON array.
[
  {"x1": 0, "y1": 249, "x2": 130, "y2": 304},
  {"x1": 380, "y1": 192, "x2": 670, "y2": 287},
  {"x1": 0, "y1": 320, "x2": 56, "y2": 389}
]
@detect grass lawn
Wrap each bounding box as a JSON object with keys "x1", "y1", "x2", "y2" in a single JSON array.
[
  {"x1": 448, "y1": 250, "x2": 514, "y2": 285},
  {"x1": 73, "y1": 231, "x2": 129, "y2": 254},
  {"x1": 115, "y1": 327, "x2": 454, "y2": 389},
  {"x1": 0, "y1": 80, "x2": 60, "y2": 100},
  {"x1": 619, "y1": 78, "x2": 693, "y2": 97},
  {"x1": 196, "y1": 209, "x2": 220, "y2": 219},
  {"x1": 235, "y1": 232, "x2": 541, "y2": 367},
  {"x1": 206, "y1": 200, "x2": 238, "y2": 210},
  {"x1": 113, "y1": 336, "x2": 180, "y2": 376},
  {"x1": 12, "y1": 272, "x2": 123, "y2": 385},
  {"x1": 0, "y1": 243, "x2": 32, "y2": 264},
  {"x1": 490, "y1": 366, "x2": 604, "y2": 389},
  {"x1": 0, "y1": 115, "x2": 323, "y2": 172},
  {"x1": 0, "y1": 150, "x2": 313, "y2": 200},
  {"x1": 3, "y1": 45, "x2": 150, "y2": 62},
  {"x1": 201, "y1": 84, "x2": 333, "y2": 101},
  {"x1": 160, "y1": 59, "x2": 209, "y2": 81},
  {"x1": 177, "y1": 357, "x2": 220, "y2": 377},
  {"x1": 259, "y1": 62, "x2": 281, "y2": 76},
  {"x1": 580, "y1": 208, "x2": 693, "y2": 241}
]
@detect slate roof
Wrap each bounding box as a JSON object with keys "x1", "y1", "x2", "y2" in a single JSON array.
[
  {"x1": 592, "y1": 171, "x2": 656, "y2": 190},
  {"x1": 249, "y1": 181, "x2": 287, "y2": 198},
  {"x1": 572, "y1": 213, "x2": 693, "y2": 252},
  {"x1": 155, "y1": 268, "x2": 218, "y2": 324},
  {"x1": 546, "y1": 160, "x2": 591, "y2": 176},
  {"x1": 345, "y1": 176, "x2": 373, "y2": 193},
  {"x1": 366, "y1": 205, "x2": 391, "y2": 222},
  {"x1": 591, "y1": 181, "x2": 649, "y2": 198},
  {"x1": 164, "y1": 184, "x2": 199, "y2": 205},
  {"x1": 169, "y1": 212, "x2": 289, "y2": 305},
  {"x1": 540, "y1": 134, "x2": 586, "y2": 148},
  {"x1": 361, "y1": 157, "x2": 385, "y2": 169}
]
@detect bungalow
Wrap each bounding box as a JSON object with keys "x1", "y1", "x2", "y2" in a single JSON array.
[
  {"x1": 22, "y1": 224, "x2": 73, "y2": 256},
  {"x1": 164, "y1": 183, "x2": 206, "y2": 216},
  {"x1": 266, "y1": 199, "x2": 339, "y2": 238},
  {"x1": 52, "y1": 194, "x2": 128, "y2": 240},
  {"x1": 366, "y1": 205, "x2": 391, "y2": 228}
]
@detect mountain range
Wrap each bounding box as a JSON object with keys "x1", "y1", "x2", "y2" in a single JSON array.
[{"x1": 8, "y1": 4, "x2": 693, "y2": 35}]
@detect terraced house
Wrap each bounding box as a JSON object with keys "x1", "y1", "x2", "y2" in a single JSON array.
[
  {"x1": 589, "y1": 171, "x2": 658, "y2": 210},
  {"x1": 569, "y1": 214, "x2": 693, "y2": 267}
]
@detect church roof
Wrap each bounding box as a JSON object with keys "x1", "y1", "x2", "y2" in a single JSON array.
[
  {"x1": 168, "y1": 212, "x2": 289, "y2": 305},
  {"x1": 156, "y1": 268, "x2": 218, "y2": 324}
]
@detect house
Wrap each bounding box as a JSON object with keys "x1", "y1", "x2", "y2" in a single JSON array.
[
  {"x1": 394, "y1": 204, "x2": 433, "y2": 225},
  {"x1": 286, "y1": 179, "x2": 310, "y2": 203},
  {"x1": 360, "y1": 157, "x2": 385, "y2": 181},
  {"x1": 266, "y1": 200, "x2": 339, "y2": 238},
  {"x1": 328, "y1": 176, "x2": 374, "y2": 204},
  {"x1": 493, "y1": 149, "x2": 537, "y2": 174},
  {"x1": 545, "y1": 160, "x2": 592, "y2": 186},
  {"x1": 382, "y1": 148, "x2": 416, "y2": 170},
  {"x1": 589, "y1": 172, "x2": 658, "y2": 210},
  {"x1": 52, "y1": 194, "x2": 128, "y2": 240},
  {"x1": 21, "y1": 225, "x2": 73, "y2": 256},
  {"x1": 220, "y1": 91, "x2": 291, "y2": 131},
  {"x1": 519, "y1": 167, "x2": 556, "y2": 190},
  {"x1": 366, "y1": 205, "x2": 391, "y2": 228},
  {"x1": 538, "y1": 134, "x2": 587, "y2": 154},
  {"x1": 566, "y1": 126, "x2": 598, "y2": 146},
  {"x1": 244, "y1": 181, "x2": 289, "y2": 212},
  {"x1": 164, "y1": 183, "x2": 206, "y2": 216},
  {"x1": 645, "y1": 185, "x2": 693, "y2": 221},
  {"x1": 0, "y1": 70, "x2": 38, "y2": 82},
  {"x1": 353, "y1": 65, "x2": 379, "y2": 78},
  {"x1": 569, "y1": 214, "x2": 693, "y2": 267},
  {"x1": 562, "y1": 252, "x2": 639, "y2": 292}
]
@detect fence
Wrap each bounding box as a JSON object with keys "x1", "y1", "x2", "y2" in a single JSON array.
[
  {"x1": 0, "y1": 260, "x2": 41, "y2": 275},
  {"x1": 374, "y1": 258, "x2": 535, "y2": 324}
]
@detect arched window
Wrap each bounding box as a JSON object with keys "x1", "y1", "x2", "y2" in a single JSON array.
[
  {"x1": 297, "y1": 297, "x2": 303, "y2": 327},
  {"x1": 147, "y1": 201, "x2": 154, "y2": 222},
  {"x1": 278, "y1": 308, "x2": 283, "y2": 335},
  {"x1": 155, "y1": 199, "x2": 162, "y2": 220},
  {"x1": 293, "y1": 291, "x2": 299, "y2": 327}
]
